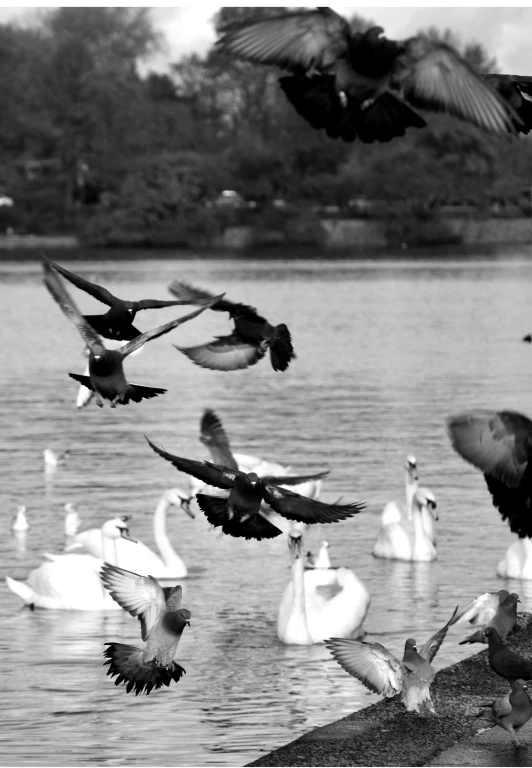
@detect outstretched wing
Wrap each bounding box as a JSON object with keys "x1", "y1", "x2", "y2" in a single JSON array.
[
  {"x1": 326, "y1": 637, "x2": 405, "y2": 697},
  {"x1": 47, "y1": 259, "x2": 119, "y2": 306},
  {"x1": 145, "y1": 437, "x2": 239, "y2": 489},
  {"x1": 132, "y1": 297, "x2": 214, "y2": 311},
  {"x1": 100, "y1": 563, "x2": 166, "y2": 641},
  {"x1": 402, "y1": 38, "x2": 516, "y2": 135},
  {"x1": 447, "y1": 409, "x2": 532, "y2": 488},
  {"x1": 216, "y1": 8, "x2": 351, "y2": 73},
  {"x1": 175, "y1": 336, "x2": 267, "y2": 371},
  {"x1": 262, "y1": 483, "x2": 364, "y2": 523},
  {"x1": 118, "y1": 297, "x2": 224, "y2": 359},
  {"x1": 263, "y1": 470, "x2": 330, "y2": 486},
  {"x1": 419, "y1": 606, "x2": 459, "y2": 664},
  {"x1": 42, "y1": 257, "x2": 102, "y2": 351},
  {"x1": 168, "y1": 280, "x2": 255, "y2": 316},
  {"x1": 452, "y1": 591, "x2": 508, "y2": 627},
  {"x1": 200, "y1": 409, "x2": 238, "y2": 470}
]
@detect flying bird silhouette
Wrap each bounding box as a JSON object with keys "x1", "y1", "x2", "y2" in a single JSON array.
[
  {"x1": 168, "y1": 280, "x2": 295, "y2": 372},
  {"x1": 100, "y1": 563, "x2": 190, "y2": 695},
  {"x1": 327, "y1": 606, "x2": 459, "y2": 713},
  {"x1": 43, "y1": 257, "x2": 221, "y2": 406},
  {"x1": 47, "y1": 259, "x2": 205, "y2": 341},
  {"x1": 485, "y1": 627, "x2": 532, "y2": 682},
  {"x1": 145, "y1": 437, "x2": 361, "y2": 540},
  {"x1": 447, "y1": 409, "x2": 532, "y2": 538},
  {"x1": 216, "y1": 8, "x2": 518, "y2": 143},
  {"x1": 477, "y1": 679, "x2": 532, "y2": 746}
]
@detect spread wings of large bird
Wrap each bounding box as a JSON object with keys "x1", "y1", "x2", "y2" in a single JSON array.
[
  {"x1": 216, "y1": 8, "x2": 519, "y2": 143},
  {"x1": 483, "y1": 74, "x2": 532, "y2": 134},
  {"x1": 447, "y1": 409, "x2": 532, "y2": 538}
]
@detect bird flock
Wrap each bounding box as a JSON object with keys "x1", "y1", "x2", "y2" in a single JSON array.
[{"x1": 6, "y1": 5, "x2": 532, "y2": 751}]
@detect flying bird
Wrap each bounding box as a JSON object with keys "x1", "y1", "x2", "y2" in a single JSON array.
[
  {"x1": 477, "y1": 679, "x2": 532, "y2": 746},
  {"x1": 484, "y1": 627, "x2": 532, "y2": 682},
  {"x1": 458, "y1": 592, "x2": 519, "y2": 645},
  {"x1": 168, "y1": 280, "x2": 295, "y2": 372},
  {"x1": 327, "y1": 606, "x2": 459, "y2": 714},
  {"x1": 145, "y1": 437, "x2": 362, "y2": 540},
  {"x1": 447, "y1": 409, "x2": 532, "y2": 538},
  {"x1": 483, "y1": 74, "x2": 532, "y2": 135},
  {"x1": 47, "y1": 258, "x2": 206, "y2": 341},
  {"x1": 100, "y1": 563, "x2": 190, "y2": 695},
  {"x1": 42, "y1": 257, "x2": 221, "y2": 406},
  {"x1": 216, "y1": 8, "x2": 518, "y2": 144}
]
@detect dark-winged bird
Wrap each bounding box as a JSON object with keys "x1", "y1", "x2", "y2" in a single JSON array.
[
  {"x1": 484, "y1": 74, "x2": 532, "y2": 135},
  {"x1": 100, "y1": 563, "x2": 190, "y2": 695},
  {"x1": 447, "y1": 409, "x2": 532, "y2": 538},
  {"x1": 327, "y1": 606, "x2": 459, "y2": 714},
  {"x1": 168, "y1": 280, "x2": 295, "y2": 372},
  {"x1": 216, "y1": 7, "x2": 517, "y2": 143},
  {"x1": 477, "y1": 679, "x2": 532, "y2": 745},
  {"x1": 145, "y1": 437, "x2": 362, "y2": 541},
  {"x1": 199, "y1": 408, "x2": 239, "y2": 470},
  {"x1": 484, "y1": 627, "x2": 532, "y2": 682},
  {"x1": 43, "y1": 258, "x2": 220, "y2": 406},
  {"x1": 47, "y1": 258, "x2": 207, "y2": 341}
]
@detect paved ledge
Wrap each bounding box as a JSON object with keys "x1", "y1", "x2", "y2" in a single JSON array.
[{"x1": 248, "y1": 615, "x2": 532, "y2": 767}]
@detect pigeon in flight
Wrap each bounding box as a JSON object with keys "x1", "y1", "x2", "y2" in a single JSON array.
[
  {"x1": 145, "y1": 437, "x2": 361, "y2": 541},
  {"x1": 168, "y1": 280, "x2": 295, "y2": 372},
  {"x1": 47, "y1": 258, "x2": 207, "y2": 341},
  {"x1": 447, "y1": 409, "x2": 532, "y2": 538},
  {"x1": 101, "y1": 563, "x2": 191, "y2": 695},
  {"x1": 327, "y1": 606, "x2": 459, "y2": 714},
  {"x1": 216, "y1": 7, "x2": 518, "y2": 143},
  {"x1": 43, "y1": 257, "x2": 221, "y2": 406}
]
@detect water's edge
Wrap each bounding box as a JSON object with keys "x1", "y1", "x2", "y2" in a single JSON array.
[{"x1": 248, "y1": 614, "x2": 532, "y2": 768}]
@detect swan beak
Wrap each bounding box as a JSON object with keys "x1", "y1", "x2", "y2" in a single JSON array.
[
  {"x1": 120, "y1": 528, "x2": 137, "y2": 543},
  {"x1": 428, "y1": 500, "x2": 438, "y2": 521},
  {"x1": 181, "y1": 497, "x2": 195, "y2": 519}
]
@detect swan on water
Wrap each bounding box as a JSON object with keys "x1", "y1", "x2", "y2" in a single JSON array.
[
  {"x1": 277, "y1": 529, "x2": 370, "y2": 644},
  {"x1": 12, "y1": 505, "x2": 29, "y2": 533},
  {"x1": 497, "y1": 537, "x2": 532, "y2": 580},
  {"x1": 373, "y1": 488, "x2": 439, "y2": 562},
  {"x1": 6, "y1": 517, "x2": 136, "y2": 610}
]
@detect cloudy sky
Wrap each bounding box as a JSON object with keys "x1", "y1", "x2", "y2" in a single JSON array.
[{"x1": 2, "y1": 5, "x2": 532, "y2": 74}]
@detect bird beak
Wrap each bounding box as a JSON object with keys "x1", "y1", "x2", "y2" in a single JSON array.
[
  {"x1": 181, "y1": 497, "x2": 195, "y2": 519},
  {"x1": 185, "y1": 619, "x2": 191, "y2": 627},
  {"x1": 120, "y1": 528, "x2": 137, "y2": 543}
]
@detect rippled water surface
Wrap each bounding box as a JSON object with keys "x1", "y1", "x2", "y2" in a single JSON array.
[{"x1": 3, "y1": 252, "x2": 532, "y2": 766}]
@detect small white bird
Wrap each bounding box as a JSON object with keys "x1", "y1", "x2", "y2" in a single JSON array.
[
  {"x1": 43, "y1": 448, "x2": 70, "y2": 472},
  {"x1": 12, "y1": 505, "x2": 29, "y2": 533}
]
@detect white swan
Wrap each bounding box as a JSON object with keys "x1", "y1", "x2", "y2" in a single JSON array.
[
  {"x1": 43, "y1": 448, "x2": 69, "y2": 474},
  {"x1": 64, "y1": 503, "x2": 81, "y2": 538},
  {"x1": 372, "y1": 488, "x2": 438, "y2": 562},
  {"x1": 497, "y1": 537, "x2": 532, "y2": 580},
  {"x1": 65, "y1": 489, "x2": 194, "y2": 578},
  {"x1": 6, "y1": 517, "x2": 136, "y2": 610},
  {"x1": 306, "y1": 541, "x2": 331, "y2": 569},
  {"x1": 12, "y1": 505, "x2": 29, "y2": 533},
  {"x1": 277, "y1": 529, "x2": 370, "y2": 644}
]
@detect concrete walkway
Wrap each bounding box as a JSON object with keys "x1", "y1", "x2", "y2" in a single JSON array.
[{"x1": 248, "y1": 615, "x2": 532, "y2": 767}]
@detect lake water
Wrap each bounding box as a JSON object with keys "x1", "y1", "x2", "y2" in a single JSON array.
[{"x1": 3, "y1": 251, "x2": 532, "y2": 767}]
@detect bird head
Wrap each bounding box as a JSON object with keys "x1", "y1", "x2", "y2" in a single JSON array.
[
  {"x1": 177, "y1": 608, "x2": 191, "y2": 627},
  {"x1": 288, "y1": 529, "x2": 303, "y2": 559},
  {"x1": 516, "y1": 679, "x2": 529, "y2": 692},
  {"x1": 405, "y1": 455, "x2": 418, "y2": 481},
  {"x1": 166, "y1": 488, "x2": 196, "y2": 519},
  {"x1": 92, "y1": 343, "x2": 106, "y2": 360},
  {"x1": 64, "y1": 503, "x2": 81, "y2": 536},
  {"x1": 507, "y1": 592, "x2": 521, "y2": 606},
  {"x1": 415, "y1": 488, "x2": 438, "y2": 520},
  {"x1": 247, "y1": 472, "x2": 260, "y2": 488},
  {"x1": 101, "y1": 516, "x2": 137, "y2": 542},
  {"x1": 483, "y1": 627, "x2": 499, "y2": 642}
]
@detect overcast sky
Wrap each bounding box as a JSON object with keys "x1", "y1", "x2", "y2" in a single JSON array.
[{"x1": 2, "y1": 5, "x2": 531, "y2": 74}]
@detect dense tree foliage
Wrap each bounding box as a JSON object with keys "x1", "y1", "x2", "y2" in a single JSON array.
[{"x1": 0, "y1": 6, "x2": 531, "y2": 245}]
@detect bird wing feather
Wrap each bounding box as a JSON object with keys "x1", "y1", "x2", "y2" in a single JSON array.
[
  {"x1": 447, "y1": 409, "x2": 532, "y2": 487},
  {"x1": 399, "y1": 38, "x2": 516, "y2": 134},
  {"x1": 42, "y1": 257, "x2": 103, "y2": 351},
  {"x1": 262, "y1": 483, "x2": 364, "y2": 523},
  {"x1": 216, "y1": 9, "x2": 351, "y2": 73},
  {"x1": 176, "y1": 335, "x2": 267, "y2": 371},
  {"x1": 492, "y1": 693, "x2": 512, "y2": 719},
  {"x1": 452, "y1": 591, "x2": 506, "y2": 626},
  {"x1": 100, "y1": 563, "x2": 166, "y2": 641},
  {"x1": 199, "y1": 409, "x2": 239, "y2": 470},
  {"x1": 419, "y1": 605, "x2": 459, "y2": 663},
  {"x1": 263, "y1": 470, "x2": 330, "y2": 486},
  {"x1": 327, "y1": 637, "x2": 405, "y2": 697},
  {"x1": 168, "y1": 280, "x2": 255, "y2": 315},
  {"x1": 145, "y1": 437, "x2": 240, "y2": 489},
  {"x1": 46, "y1": 259, "x2": 118, "y2": 306}
]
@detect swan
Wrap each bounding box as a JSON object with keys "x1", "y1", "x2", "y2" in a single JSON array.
[
  {"x1": 12, "y1": 505, "x2": 29, "y2": 533},
  {"x1": 497, "y1": 537, "x2": 532, "y2": 580},
  {"x1": 65, "y1": 489, "x2": 194, "y2": 578},
  {"x1": 305, "y1": 541, "x2": 331, "y2": 569},
  {"x1": 43, "y1": 448, "x2": 69, "y2": 472},
  {"x1": 64, "y1": 503, "x2": 81, "y2": 538},
  {"x1": 6, "y1": 517, "x2": 136, "y2": 610},
  {"x1": 372, "y1": 488, "x2": 438, "y2": 562},
  {"x1": 277, "y1": 529, "x2": 370, "y2": 644}
]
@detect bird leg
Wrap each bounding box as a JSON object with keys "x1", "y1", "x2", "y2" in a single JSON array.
[
  {"x1": 110, "y1": 395, "x2": 120, "y2": 409},
  {"x1": 95, "y1": 392, "x2": 104, "y2": 408}
]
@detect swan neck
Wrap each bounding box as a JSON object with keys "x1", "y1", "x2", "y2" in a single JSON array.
[
  {"x1": 153, "y1": 496, "x2": 178, "y2": 566},
  {"x1": 405, "y1": 473, "x2": 418, "y2": 519},
  {"x1": 101, "y1": 530, "x2": 118, "y2": 566},
  {"x1": 412, "y1": 502, "x2": 426, "y2": 544},
  {"x1": 291, "y1": 556, "x2": 308, "y2": 625}
]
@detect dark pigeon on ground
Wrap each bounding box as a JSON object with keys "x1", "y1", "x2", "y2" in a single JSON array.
[{"x1": 485, "y1": 627, "x2": 532, "y2": 682}]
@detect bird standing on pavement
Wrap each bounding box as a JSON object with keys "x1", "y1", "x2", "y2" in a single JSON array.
[
  {"x1": 484, "y1": 627, "x2": 532, "y2": 682},
  {"x1": 327, "y1": 606, "x2": 459, "y2": 714},
  {"x1": 168, "y1": 280, "x2": 295, "y2": 372},
  {"x1": 43, "y1": 257, "x2": 220, "y2": 406},
  {"x1": 216, "y1": 8, "x2": 517, "y2": 143},
  {"x1": 100, "y1": 563, "x2": 191, "y2": 695},
  {"x1": 477, "y1": 679, "x2": 532, "y2": 745},
  {"x1": 146, "y1": 438, "x2": 361, "y2": 540}
]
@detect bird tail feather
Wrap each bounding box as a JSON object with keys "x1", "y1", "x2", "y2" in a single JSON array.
[
  {"x1": 459, "y1": 629, "x2": 485, "y2": 645},
  {"x1": 358, "y1": 93, "x2": 426, "y2": 142},
  {"x1": 402, "y1": 679, "x2": 435, "y2": 715},
  {"x1": 224, "y1": 513, "x2": 282, "y2": 541},
  {"x1": 103, "y1": 643, "x2": 185, "y2": 695},
  {"x1": 196, "y1": 494, "x2": 228, "y2": 527},
  {"x1": 69, "y1": 373, "x2": 93, "y2": 391},
  {"x1": 270, "y1": 324, "x2": 295, "y2": 372},
  {"x1": 125, "y1": 384, "x2": 167, "y2": 404}
]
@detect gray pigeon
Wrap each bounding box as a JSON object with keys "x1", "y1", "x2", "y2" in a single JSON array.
[
  {"x1": 477, "y1": 679, "x2": 532, "y2": 745},
  {"x1": 327, "y1": 606, "x2": 458, "y2": 714},
  {"x1": 459, "y1": 592, "x2": 519, "y2": 645}
]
